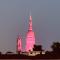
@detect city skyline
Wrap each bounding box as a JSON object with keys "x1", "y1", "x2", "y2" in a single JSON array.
[{"x1": 0, "y1": 0, "x2": 60, "y2": 53}]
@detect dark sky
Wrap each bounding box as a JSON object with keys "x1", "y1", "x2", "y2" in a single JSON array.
[{"x1": 0, "y1": 0, "x2": 60, "y2": 53}]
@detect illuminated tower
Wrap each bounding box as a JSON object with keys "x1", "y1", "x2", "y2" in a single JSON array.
[
  {"x1": 26, "y1": 14, "x2": 35, "y2": 52},
  {"x1": 17, "y1": 35, "x2": 22, "y2": 54}
]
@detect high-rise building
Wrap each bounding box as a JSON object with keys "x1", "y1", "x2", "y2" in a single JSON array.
[
  {"x1": 17, "y1": 35, "x2": 22, "y2": 54},
  {"x1": 26, "y1": 15, "x2": 35, "y2": 52}
]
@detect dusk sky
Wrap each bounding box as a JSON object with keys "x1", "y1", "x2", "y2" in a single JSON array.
[{"x1": 0, "y1": 0, "x2": 60, "y2": 53}]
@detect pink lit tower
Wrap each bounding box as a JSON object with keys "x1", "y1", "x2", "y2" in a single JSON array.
[
  {"x1": 26, "y1": 13, "x2": 35, "y2": 52},
  {"x1": 17, "y1": 35, "x2": 22, "y2": 54}
]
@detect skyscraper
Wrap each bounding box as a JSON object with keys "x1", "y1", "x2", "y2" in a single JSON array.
[
  {"x1": 17, "y1": 35, "x2": 22, "y2": 53},
  {"x1": 26, "y1": 14, "x2": 35, "y2": 52}
]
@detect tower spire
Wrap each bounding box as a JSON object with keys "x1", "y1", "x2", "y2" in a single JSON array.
[{"x1": 28, "y1": 12, "x2": 33, "y2": 31}]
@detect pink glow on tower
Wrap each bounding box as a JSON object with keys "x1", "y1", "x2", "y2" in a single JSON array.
[
  {"x1": 26, "y1": 15, "x2": 35, "y2": 52},
  {"x1": 17, "y1": 35, "x2": 22, "y2": 52},
  {"x1": 28, "y1": 15, "x2": 32, "y2": 31}
]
